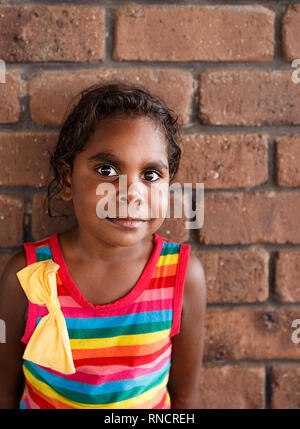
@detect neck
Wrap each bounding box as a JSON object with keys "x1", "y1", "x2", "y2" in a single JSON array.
[{"x1": 61, "y1": 226, "x2": 155, "y2": 266}]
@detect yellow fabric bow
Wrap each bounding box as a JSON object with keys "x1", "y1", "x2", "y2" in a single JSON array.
[{"x1": 16, "y1": 259, "x2": 76, "y2": 375}]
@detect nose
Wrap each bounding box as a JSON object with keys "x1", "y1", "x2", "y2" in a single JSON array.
[
  {"x1": 117, "y1": 175, "x2": 146, "y2": 205},
  {"x1": 119, "y1": 194, "x2": 142, "y2": 205},
  {"x1": 119, "y1": 182, "x2": 145, "y2": 206},
  {"x1": 117, "y1": 175, "x2": 149, "y2": 220}
]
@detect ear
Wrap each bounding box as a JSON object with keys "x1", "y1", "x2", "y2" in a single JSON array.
[{"x1": 60, "y1": 167, "x2": 72, "y2": 202}]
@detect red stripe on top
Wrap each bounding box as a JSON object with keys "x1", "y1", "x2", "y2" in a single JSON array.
[
  {"x1": 21, "y1": 241, "x2": 38, "y2": 344},
  {"x1": 170, "y1": 243, "x2": 191, "y2": 338},
  {"x1": 26, "y1": 381, "x2": 54, "y2": 409},
  {"x1": 153, "y1": 391, "x2": 168, "y2": 409},
  {"x1": 73, "y1": 341, "x2": 171, "y2": 368},
  {"x1": 147, "y1": 275, "x2": 176, "y2": 290}
]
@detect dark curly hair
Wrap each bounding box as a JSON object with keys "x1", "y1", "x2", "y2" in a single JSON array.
[{"x1": 45, "y1": 80, "x2": 182, "y2": 217}]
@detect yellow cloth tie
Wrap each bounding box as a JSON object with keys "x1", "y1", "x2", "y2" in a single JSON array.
[{"x1": 16, "y1": 259, "x2": 76, "y2": 375}]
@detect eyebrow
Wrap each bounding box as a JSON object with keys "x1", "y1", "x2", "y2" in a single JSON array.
[{"x1": 87, "y1": 151, "x2": 168, "y2": 170}]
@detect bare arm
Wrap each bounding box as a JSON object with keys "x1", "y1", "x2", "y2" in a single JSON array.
[
  {"x1": 167, "y1": 253, "x2": 207, "y2": 409},
  {"x1": 0, "y1": 251, "x2": 28, "y2": 409}
]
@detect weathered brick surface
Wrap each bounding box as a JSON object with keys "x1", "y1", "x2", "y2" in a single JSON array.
[
  {"x1": 177, "y1": 133, "x2": 268, "y2": 189},
  {"x1": 157, "y1": 217, "x2": 189, "y2": 244},
  {"x1": 282, "y1": 5, "x2": 300, "y2": 61},
  {"x1": 114, "y1": 4, "x2": 274, "y2": 62},
  {"x1": 31, "y1": 193, "x2": 77, "y2": 242},
  {"x1": 0, "y1": 6, "x2": 105, "y2": 62},
  {"x1": 199, "y1": 69, "x2": 300, "y2": 126},
  {"x1": 0, "y1": 194, "x2": 24, "y2": 247},
  {"x1": 275, "y1": 251, "x2": 300, "y2": 302},
  {"x1": 0, "y1": 69, "x2": 22, "y2": 124},
  {"x1": 0, "y1": 132, "x2": 57, "y2": 187},
  {"x1": 204, "y1": 306, "x2": 300, "y2": 361},
  {"x1": 271, "y1": 364, "x2": 300, "y2": 409},
  {"x1": 198, "y1": 364, "x2": 265, "y2": 409},
  {"x1": 276, "y1": 135, "x2": 300, "y2": 187},
  {"x1": 29, "y1": 69, "x2": 195, "y2": 127},
  {"x1": 195, "y1": 248, "x2": 269, "y2": 303},
  {"x1": 198, "y1": 192, "x2": 300, "y2": 244}
]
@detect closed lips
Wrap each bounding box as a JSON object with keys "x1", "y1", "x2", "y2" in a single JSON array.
[{"x1": 108, "y1": 218, "x2": 147, "y2": 221}]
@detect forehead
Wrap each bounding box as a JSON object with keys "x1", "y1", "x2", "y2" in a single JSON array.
[{"x1": 84, "y1": 116, "x2": 168, "y2": 160}]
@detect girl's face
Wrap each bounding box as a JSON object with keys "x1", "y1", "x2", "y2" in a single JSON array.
[{"x1": 61, "y1": 116, "x2": 170, "y2": 247}]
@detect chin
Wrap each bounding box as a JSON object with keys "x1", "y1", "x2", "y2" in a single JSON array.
[{"x1": 101, "y1": 227, "x2": 149, "y2": 245}]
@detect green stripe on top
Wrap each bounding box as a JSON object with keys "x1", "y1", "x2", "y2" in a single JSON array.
[
  {"x1": 160, "y1": 245, "x2": 180, "y2": 256},
  {"x1": 68, "y1": 320, "x2": 172, "y2": 339},
  {"x1": 36, "y1": 247, "x2": 54, "y2": 262}
]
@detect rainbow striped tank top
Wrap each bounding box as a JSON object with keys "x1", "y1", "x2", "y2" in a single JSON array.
[{"x1": 19, "y1": 232, "x2": 191, "y2": 409}]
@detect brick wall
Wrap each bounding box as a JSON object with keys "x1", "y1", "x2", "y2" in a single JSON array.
[{"x1": 0, "y1": 1, "x2": 300, "y2": 409}]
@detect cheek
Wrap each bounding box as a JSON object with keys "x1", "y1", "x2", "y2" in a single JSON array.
[{"x1": 72, "y1": 177, "x2": 104, "y2": 217}]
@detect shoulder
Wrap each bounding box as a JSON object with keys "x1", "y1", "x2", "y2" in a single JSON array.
[
  {"x1": 182, "y1": 252, "x2": 206, "y2": 313},
  {"x1": 1, "y1": 250, "x2": 27, "y2": 282},
  {"x1": 3, "y1": 248, "x2": 26, "y2": 272},
  {"x1": 0, "y1": 249, "x2": 28, "y2": 308}
]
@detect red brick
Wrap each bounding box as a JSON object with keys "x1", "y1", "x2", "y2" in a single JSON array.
[
  {"x1": 276, "y1": 251, "x2": 300, "y2": 302},
  {"x1": 0, "y1": 69, "x2": 22, "y2": 124},
  {"x1": 31, "y1": 193, "x2": 76, "y2": 242},
  {"x1": 0, "y1": 6, "x2": 105, "y2": 62},
  {"x1": 0, "y1": 194, "x2": 24, "y2": 247},
  {"x1": 177, "y1": 133, "x2": 268, "y2": 189},
  {"x1": 282, "y1": 5, "x2": 300, "y2": 61},
  {"x1": 276, "y1": 135, "x2": 300, "y2": 187},
  {"x1": 271, "y1": 364, "x2": 300, "y2": 409},
  {"x1": 0, "y1": 132, "x2": 57, "y2": 187},
  {"x1": 195, "y1": 248, "x2": 269, "y2": 303},
  {"x1": 199, "y1": 364, "x2": 265, "y2": 409},
  {"x1": 199, "y1": 69, "x2": 300, "y2": 126},
  {"x1": 114, "y1": 4, "x2": 274, "y2": 62},
  {"x1": 204, "y1": 306, "x2": 300, "y2": 360},
  {"x1": 198, "y1": 191, "x2": 300, "y2": 245},
  {"x1": 29, "y1": 69, "x2": 195, "y2": 127}
]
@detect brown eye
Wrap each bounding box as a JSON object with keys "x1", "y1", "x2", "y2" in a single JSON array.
[
  {"x1": 97, "y1": 165, "x2": 117, "y2": 177},
  {"x1": 143, "y1": 170, "x2": 161, "y2": 182}
]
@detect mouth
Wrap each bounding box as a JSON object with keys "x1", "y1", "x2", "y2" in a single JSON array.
[
  {"x1": 108, "y1": 217, "x2": 148, "y2": 221},
  {"x1": 105, "y1": 217, "x2": 149, "y2": 229}
]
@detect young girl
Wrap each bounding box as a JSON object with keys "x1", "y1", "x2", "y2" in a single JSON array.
[{"x1": 0, "y1": 82, "x2": 206, "y2": 409}]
